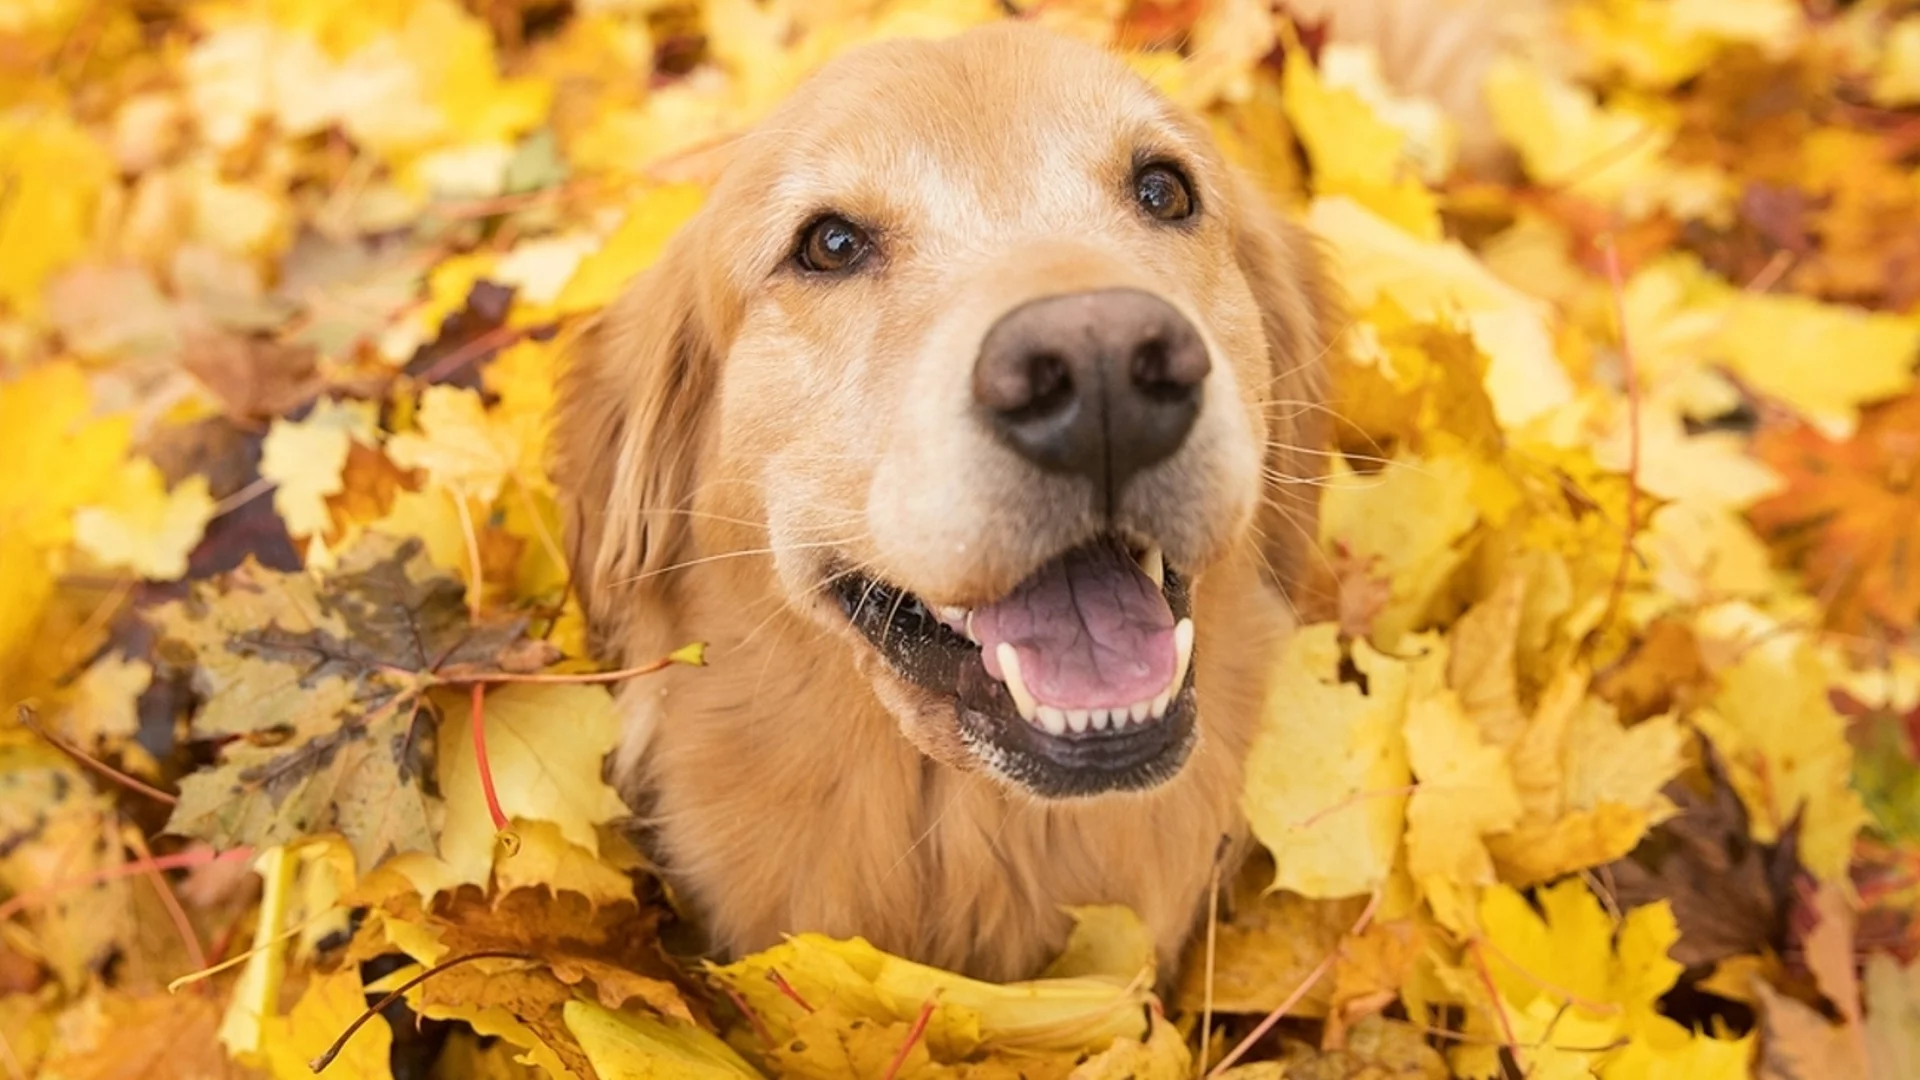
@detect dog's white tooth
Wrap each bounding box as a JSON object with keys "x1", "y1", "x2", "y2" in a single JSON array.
[
  {"x1": 1036, "y1": 705, "x2": 1068, "y2": 736},
  {"x1": 1090, "y1": 708, "x2": 1110, "y2": 731},
  {"x1": 1138, "y1": 545, "x2": 1165, "y2": 589},
  {"x1": 1129, "y1": 699, "x2": 1151, "y2": 724},
  {"x1": 1066, "y1": 708, "x2": 1090, "y2": 733},
  {"x1": 996, "y1": 644, "x2": 1038, "y2": 721},
  {"x1": 965, "y1": 611, "x2": 977, "y2": 643},
  {"x1": 1150, "y1": 690, "x2": 1172, "y2": 719},
  {"x1": 936, "y1": 605, "x2": 968, "y2": 623},
  {"x1": 1172, "y1": 617, "x2": 1195, "y2": 694}
]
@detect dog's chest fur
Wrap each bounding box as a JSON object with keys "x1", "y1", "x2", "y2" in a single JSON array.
[{"x1": 611, "y1": 554, "x2": 1289, "y2": 982}]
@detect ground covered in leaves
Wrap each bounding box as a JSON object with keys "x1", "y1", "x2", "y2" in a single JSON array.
[{"x1": 4, "y1": 0, "x2": 1920, "y2": 1076}]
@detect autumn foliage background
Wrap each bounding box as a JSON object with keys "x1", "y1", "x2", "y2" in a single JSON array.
[{"x1": 4, "y1": 0, "x2": 1920, "y2": 1076}]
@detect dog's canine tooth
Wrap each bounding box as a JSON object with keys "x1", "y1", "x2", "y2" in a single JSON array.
[
  {"x1": 965, "y1": 610, "x2": 977, "y2": 643},
  {"x1": 1172, "y1": 617, "x2": 1194, "y2": 694},
  {"x1": 1036, "y1": 705, "x2": 1068, "y2": 736},
  {"x1": 996, "y1": 644, "x2": 1038, "y2": 721},
  {"x1": 1129, "y1": 699, "x2": 1151, "y2": 723},
  {"x1": 1150, "y1": 690, "x2": 1171, "y2": 719},
  {"x1": 1138, "y1": 545, "x2": 1164, "y2": 589},
  {"x1": 1066, "y1": 708, "x2": 1090, "y2": 733}
]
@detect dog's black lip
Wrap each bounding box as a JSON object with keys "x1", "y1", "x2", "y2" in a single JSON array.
[{"x1": 828, "y1": 538, "x2": 1197, "y2": 796}]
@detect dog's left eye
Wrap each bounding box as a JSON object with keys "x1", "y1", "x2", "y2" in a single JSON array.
[
  {"x1": 796, "y1": 215, "x2": 873, "y2": 274},
  {"x1": 1133, "y1": 163, "x2": 1196, "y2": 223}
]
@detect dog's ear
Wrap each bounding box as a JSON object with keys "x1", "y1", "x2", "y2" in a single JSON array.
[
  {"x1": 554, "y1": 226, "x2": 720, "y2": 655},
  {"x1": 1228, "y1": 173, "x2": 1343, "y2": 616}
]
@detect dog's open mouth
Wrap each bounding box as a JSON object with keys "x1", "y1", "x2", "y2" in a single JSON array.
[{"x1": 830, "y1": 535, "x2": 1197, "y2": 797}]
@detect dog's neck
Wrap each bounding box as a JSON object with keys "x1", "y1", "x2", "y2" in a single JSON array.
[{"x1": 608, "y1": 546, "x2": 1288, "y2": 982}]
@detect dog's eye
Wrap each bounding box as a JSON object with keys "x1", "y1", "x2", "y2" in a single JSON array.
[
  {"x1": 1133, "y1": 163, "x2": 1195, "y2": 223},
  {"x1": 796, "y1": 215, "x2": 873, "y2": 274}
]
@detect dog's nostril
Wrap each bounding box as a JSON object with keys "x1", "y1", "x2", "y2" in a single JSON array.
[
  {"x1": 1130, "y1": 337, "x2": 1180, "y2": 400},
  {"x1": 1021, "y1": 353, "x2": 1074, "y2": 417}
]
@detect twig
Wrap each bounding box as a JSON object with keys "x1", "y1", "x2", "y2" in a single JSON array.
[
  {"x1": 1291, "y1": 784, "x2": 1421, "y2": 831},
  {"x1": 312, "y1": 951, "x2": 537, "y2": 1071},
  {"x1": 767, "y1": 968, "x2": 814, "y2": 1013},
  {"x1": 416, "y1": 324, "x2": 532, "y2": 387},
  {"x1": 168, "y1": 909, "x2": 333, "y2": 993},
  {"x1": 1469, "y1": 942, "x2": 1522, "y2": 1068},
  {"x1": 723, "y1": 986, "x2": 775, "y2": 1047},
  {"x1": 880, "y1": 996, "x2": 939, "y2": 1080},
  {"x1": 16, "y1": 704, "x2": 178, "y2": 806},
  {"x1": 210, "y1": 475, "x2": 277, "y2": 519},
  {"x1": 1198, "y1": 855, "x2": 1221, "y2": 1078},
  {"x1": 450, "y1": 648, "x2": 707, "y2": 685},
  {"x1": 0, "y1": 847, "x2": 253, "y2": 923},
  {"x1": 126, "y1": 829, "x2": 208, "y2": 978},
  {"x1": 1208, "y1": 890, "x2": 1382, "y2": 1076},
  {"x1": 470, "y1": 683, "x2": 511, "y2": 834}
]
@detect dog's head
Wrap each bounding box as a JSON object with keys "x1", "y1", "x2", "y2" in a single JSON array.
[{"x1": 558, "y1": 23, "x2": 1335, "y2": 800}]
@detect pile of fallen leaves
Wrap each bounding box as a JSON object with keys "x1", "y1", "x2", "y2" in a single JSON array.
[{"x1": 4, "y1": 0, "x2": 1920, "y2": 1076}]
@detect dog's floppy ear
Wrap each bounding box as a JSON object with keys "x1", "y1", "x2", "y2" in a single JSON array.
[
  {"x1": 1228, "y1": 173, "x2": 1343, "y2": 615},
  {"x1": 554, "y1": 226, "x2": 720, "y2": 655}
]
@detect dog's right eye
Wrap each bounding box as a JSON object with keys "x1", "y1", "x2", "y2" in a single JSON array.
[{"x1": 795, "y1": 215, "x2": 873, "y2": 274}]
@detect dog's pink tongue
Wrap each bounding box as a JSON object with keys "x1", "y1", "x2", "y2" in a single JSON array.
[{"x1": 974, "y1": 541, "x2": 1175, "y2": 710}]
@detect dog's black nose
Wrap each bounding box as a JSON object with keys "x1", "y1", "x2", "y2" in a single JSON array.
[{"x1": 973, "y1": 288, "x2": 1209, "y2": 505}]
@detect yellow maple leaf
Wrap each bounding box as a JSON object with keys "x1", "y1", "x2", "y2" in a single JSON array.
[
  {"x1": 71, "y1": 457, "x2": 215, "y2": 580},
  {"x1": 1711, "y1": 292, "x2": 1919, "y2": 438},
  {"x1": 260, "y1": 969, "x2": 396, "y2": 1080},
  {"x1": 1306, "y1": 196, "x2": 1573, "y2": 428},
  {"x1": 1244, "y1": 623, "x2": 1425, "y2": 898},
  {"x1": 554, "y1": 184, "x2": 706, "y2": 315},
  {"x1": 0, "y1": 111, "x2": 115, "y2": 313},
  {"x1": 1281, "y1": 43, "x2": 1442, "y2": 238},
  {"x1": 712, "y1": 929, "x2": 1153, "y2": 1060},
  {"x1": 1485, "y1": 56, "x2": 1730, "y2": 223},
  {"x1": 1319, "y1": 448, "x2": 1480, "y2": 649},
  {"x1": 1694, "y1": 633, "x2": 1869, "y2": 880},
  {"x1": 1449, "y1": 882, "x2": 1751, "y2": 1079},
  {"x1": 1404, "y1": 680, "x2": 1523, "y2": 886},
  {"x1": 565, "y1": 999, "x2": 766, "y2": 1079},
  {"x1": 387, "y1": 385, "x2": 525, "y2": 503},
  {"x1": 433, "y1": 683, "x2": 634, "y2": 892},
  {"x1": 1570, "y1": 0, "x2": 1801, "y2": 89},
  {"x1": 260, "y1": 406, "x2": 366, "y2": 539}
]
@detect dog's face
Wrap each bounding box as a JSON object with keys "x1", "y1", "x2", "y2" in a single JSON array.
[{"x1": 560, "y1": 23, "x2": 1333, "y2": 800}]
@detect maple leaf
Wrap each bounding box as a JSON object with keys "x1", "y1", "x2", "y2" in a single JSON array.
[
  {"x1": 31, "y1": 990, "x2": 256, "y2": 1080},
  {"x1": 1606, "y1": 746, "x2": 1803, "y2": 968},
  {"x1": 1172, "y1": 857, "x2": 1366, "y2": 1017},
  {"x1": 1243, "y1": 623, "x2": 1421, "y2": 899},
  {"x1": 150, "y1": 532, "x2": 555, "y2": 869},
  {"x1": 260, "y1": 969, "x2": 395, "y2": 1080},
  {"x1": 425, "y1": 683, "x2": 636, "y2": 901},
  {"x1": 710, "y1": 920, "x2": 1157, "y2": 1065},
  {"x1": 259, "y1": 401, "x2": 379, "y2": 541},
  {"x1": 349, "y1": 885, "x2": 689, "y2": 1078},
  {"x1": 1694, "y1": 632, "x2": 1869, "y2": 880},
  {"x1": 1751, "y1": 388, "x2": 1920, "y2": 633},
  {"x1": 72, "y1": 458, "x2": 216, "y2": 581},
  {"x1": 1281, "y1": 41, "x2": 1443, "y2": 238},
  {"x1": 1404, "y1": 684, "x2": 1523, "y2": 886},
  {"x1": 565, "y1": 999, "x2": 765, "y2": 1080}
]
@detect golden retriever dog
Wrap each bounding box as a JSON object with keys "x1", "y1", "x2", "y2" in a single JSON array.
[{"x1": 556, "y1": 15, "x2": 1506, "y2": 982}]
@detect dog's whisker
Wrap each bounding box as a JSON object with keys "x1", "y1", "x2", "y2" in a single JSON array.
[
  {"x1": 1260, "y1": 468, "x2": 1399, "y2": 492},
  {"x1": 610, "y1": 537, "x2": 862, "y2": 585}
]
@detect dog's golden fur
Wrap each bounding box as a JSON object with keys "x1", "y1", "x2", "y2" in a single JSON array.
[{"x1": 556, "y1": 23, "x2": 1346, "y2": 982}]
